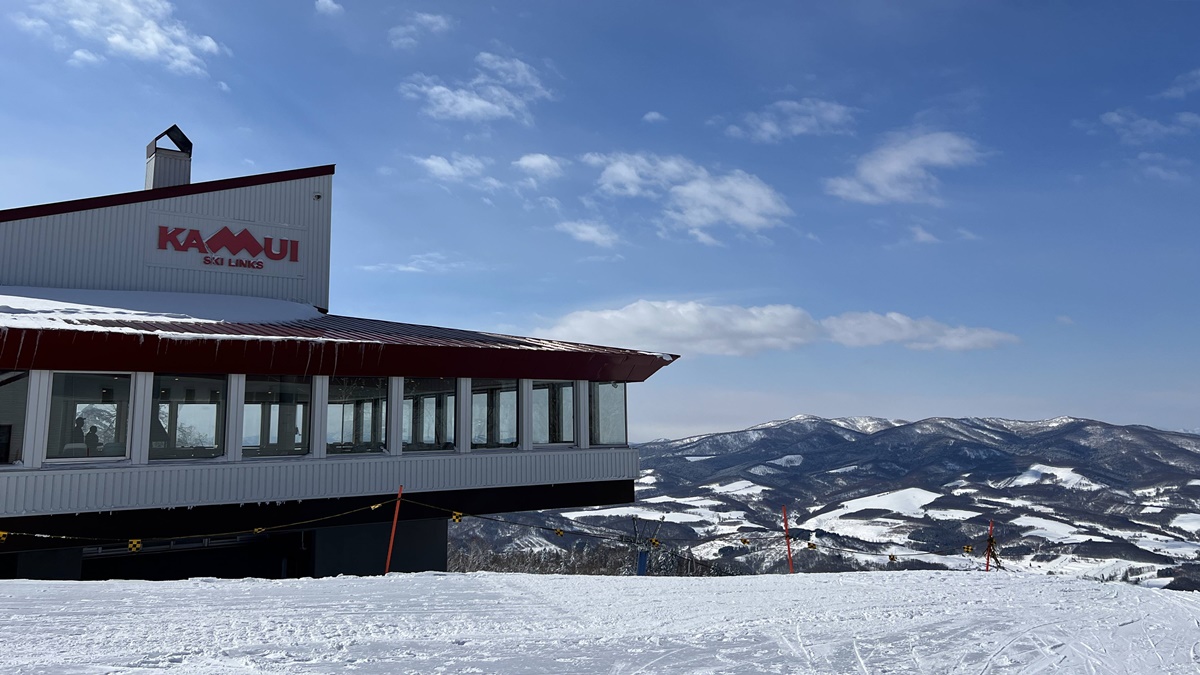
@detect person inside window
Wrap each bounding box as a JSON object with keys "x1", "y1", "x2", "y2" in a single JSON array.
[
  {"x1": 70, "y1": 416, "x2": 86, "y2": 445},
  {"x1": 85, "y1": 425, "x2": 100, "y2": 456}
]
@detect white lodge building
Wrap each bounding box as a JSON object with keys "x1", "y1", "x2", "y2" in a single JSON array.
[{"x1": 0, "y1": 127, "x2": 675, "y2": 580}]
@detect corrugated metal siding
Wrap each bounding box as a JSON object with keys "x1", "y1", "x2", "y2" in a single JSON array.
[
  {"x1": 0, "y1": 447, "x2": 638, "y2": 517},
  {"x1": 0, "y1": 175, "x2": 331, "y2": 309}
]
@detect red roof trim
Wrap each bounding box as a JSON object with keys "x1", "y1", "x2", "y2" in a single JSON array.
[
  {"x1": 0, "y1": 326, "x2": 675, "y2": 382},
  {"x1": 0, "y1": 164, "x2": 336, "y2": 224}
]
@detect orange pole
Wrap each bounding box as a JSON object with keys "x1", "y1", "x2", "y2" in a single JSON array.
[
  {"x1": 384, "y1": 485, "x2": 404, "y2": 575},
  {"x1": 782, "y1": 505, "x2": 794, "y2": 574}
]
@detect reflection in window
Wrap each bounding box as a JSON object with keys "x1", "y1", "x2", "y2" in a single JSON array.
[
  {"x1": 327, "y1": 377, "x2": 387, "y2": 454},
  {"x1": 403, "y1": 378, "x2": 456, "y2": 451},
  {"x1": 589, "y1": 381, "x2": 627, "y2": 446},
  {"x1": 47, "y1": 373, "x2": 131, "y2": 459},
  {"x1": 533, "y1": 381, "x2": 574, "y2": 444},
  {"x1": 0, "y1": 371, "x2": 28, "y2": 464},
  {"x1": 243, "y1": 375, "x2": 310, "y2": 457},
  {"x1": 151, "y1": 374, "x2": 226, "y2": 460},
  {"x1": 472, "y1": 378, "x2": 518, "y2": 449}
]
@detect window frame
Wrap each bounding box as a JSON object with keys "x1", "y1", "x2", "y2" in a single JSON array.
[
  {"x1": 43, "y1": 370, "x2": 135, "y2": 464},
  {"x1": 149, "y1": 373, "x2": 229, "y2": 462},
  {"x1": 241, "y1": 374, "x2": 314, "y2": 459}
]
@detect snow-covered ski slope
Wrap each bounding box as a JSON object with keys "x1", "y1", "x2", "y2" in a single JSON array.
[{"x1": 3, "y1": 571, "x2": 1198, "y2": 673}]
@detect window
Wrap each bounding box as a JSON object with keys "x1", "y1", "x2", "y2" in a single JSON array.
[
  {"x1": 532, "y1": 381, "x2": 574, "y2": 444},
  {"x1": 471, "y1": 378, "x2": 518, "y2": 449},
  {"x1": 589, "y1": 381, "x2": 627, "y2": 446},
  {"x1": 243, "y1": 375, "x2": 311, "y2": 457},
  {"x1": 47, "y1": 373, "x2": 131, "y2": 459},
  {"x1": 327, "y1": 377, "x2": 387, "y2": 454},
  {"x1": 151, "y1": 374, "x2": 226, "y2": 460},
  {"x1": 403, "y1": 378, "x2": 456, "y2": 451},
  {"x1": 0, "y1": 371, "x2": 28, "y2": 464}
]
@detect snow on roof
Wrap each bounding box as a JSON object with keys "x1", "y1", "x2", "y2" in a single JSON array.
[{"x1": 0, "y1": 287, "x2": 323, "y2": 328}]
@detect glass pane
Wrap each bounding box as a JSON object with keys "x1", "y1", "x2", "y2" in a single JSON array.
[
  {"x1": 589, "y1": 381, "x2": 627, "y2": 446},
  {"x1": 47, "y1": 373, "x2": 132, "y2": 459},
  {"x1": 403, "y1": 378, "x2": 456, "y2": 451},
  {"x1": 0, "y1": 372, "x2": 28, "y2": 464},
  {"x1": 243, "y1": 375, "x2": 311, "y2": 457},
  {"x1": 533, "y1": 381, "x2": 574, "y2": 444},
  {"x1": 471, "y1": 378, "x2": 518, "y2": 449},
  {"x1": 327, "y1": 376, "x2": 388, "y2": 454},
  {"x1": 151, "y1": 374, "x2": 226, "y2": 460},
  {"x1": 401, "y1": 398, "x2": 413, "y2": 444}
]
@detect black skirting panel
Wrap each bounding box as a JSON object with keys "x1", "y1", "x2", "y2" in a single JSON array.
[{"x1": 0, "y1": 480, "x2": 633, "y2": 580}]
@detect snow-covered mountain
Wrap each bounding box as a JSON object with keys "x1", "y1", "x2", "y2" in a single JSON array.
[{"x1": 454, "y1": 415, "x2": 1200, "y2": 584}]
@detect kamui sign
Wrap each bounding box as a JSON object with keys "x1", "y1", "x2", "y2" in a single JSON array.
[{"x1": 157, "y1": 225, "x2": 300, "y2": 270}]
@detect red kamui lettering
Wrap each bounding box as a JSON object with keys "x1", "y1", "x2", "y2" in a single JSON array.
[
  {"x1": 263, "y1": 237, "x2": 289, "y2": 261},
  {"x1": 157, "y1": 226, "x2": 188, "y2": 251},
  {"x1": 157, "y1": 224, "x2": 299, "y2": 265},
  {"x1": 180, "y1": 229, "x2": 208, "y2": 253},
  {"x1": 206, "y1": 227, "x2": 264, "y2": 258}
]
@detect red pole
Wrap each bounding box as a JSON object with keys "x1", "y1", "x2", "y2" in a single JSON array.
[
  {"x1": 985, "y1": 520, "x2": 993, "y2": 572},
  {"x1": 782, "y1": 505, "x2": 794, "y2": 574},
  {"x1": 384, "y1": 485, "x2": 404, "y2": 575}
]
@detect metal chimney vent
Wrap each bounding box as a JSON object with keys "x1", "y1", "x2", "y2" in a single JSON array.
[{"x1": 145, "y1": 125, "x2": 193, "y2": 190}]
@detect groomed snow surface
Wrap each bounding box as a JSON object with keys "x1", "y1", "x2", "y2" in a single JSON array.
[{"x1": 4, "y1": 571, "x2": 1199, "y2": 673}]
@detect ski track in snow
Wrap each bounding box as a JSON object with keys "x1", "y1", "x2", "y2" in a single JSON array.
[{"x1": 2, "y1": 571, "x2": 1199, "y2": 674}]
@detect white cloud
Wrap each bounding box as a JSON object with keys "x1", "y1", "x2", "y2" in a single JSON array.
[
  {"x1": 554, "y1": 221, "x2": 620, "y2": 248},
  {"x1": 216, "y1": 80, "x2": 230, "y2": 93},
  {"x1": 581, "y1": 152, "x2": 790, "y2": 243},
  {"x1": 314, "y1": 0, "x2": 343, "y2": 16},
  {"x1": 11, "y1": 12, "x2": 52, "y2": 36},
  {"x1": 909, "y1": 225, "x2": 940, "y2": 244},
  {"x1": 1132, "y1": 152, "x2": 1191, "y2": 182},
  {"x1": 642, "y1": 111, "x2": 668, "y2": 123},
  {"x1": 726, "y1": 99, "x2": 855, "y2": 143},
  {"x1": 358, "y1": 252, "x2": 468, "y2": 274},
  {"x1": 1142, "y1": 165, "x2": 1188, "y2": 182},
  {"x1": 581, "y1": 152, "x2": 703, "y2": 198},
  {"x1": 820, "y1": 312, "x2": 1016, "y2": 351},
  {"x1": 1157, "y1": 68, "x2": 1200, "y2": 100},
  {"x1": 400, "y1": 52, "x2": 550, "y2": 125},
  {"x1": 824, "y1": 131, "x2": 983, "y2": 205},
  {"x1": 1056, "y1": 315, "x2": 1075, "y2": 326},
  {"x1": 666, "y1": 171, "x2": 792, "y2": 241},
  {"x1": 17, "y1": 0, "x2": 225, "y2": 76},
  {"x1": 410, "y1": 153, "x2": 490, "y2": 182},
  {"x1": 512, "y1": 153, "x2": 566, "y2": 181},
  {"x1": 956, "y1": 227, "x2": 980, "y2": 241},
  {"x1": 580, "y1": 253, "x2": 625, "y2": 263},
  {"x1": 388, "y1": 12, "x2": 453, "y2": 49},
  {"x1": 1098, "y1": 109, "x2": 1200, "y2": 144},
  {"x1": 67, "y1": 48, "x2": 103, "y2": 66},
  {"x1": 539, "y1": 300, "x2": 1017, "y2": 355}
]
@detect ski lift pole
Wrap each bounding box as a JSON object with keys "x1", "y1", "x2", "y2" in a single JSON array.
[
  {"x1": 383, "y1": 484, "x2": 404, "y2": 574},
  {"x1": 782, "y1": 505, "x2": 794, "y2": 574},
  {"x1": 985, "y1": 519, "x2": 1003, "y2": 571},
  {"x1": 985, "y1": 520, "x2": 994, "y2": 572}
]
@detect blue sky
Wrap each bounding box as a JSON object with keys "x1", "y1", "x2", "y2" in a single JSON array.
[{"x1": 2, "y1": 1, "x2": 1199, "y2": 440}]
